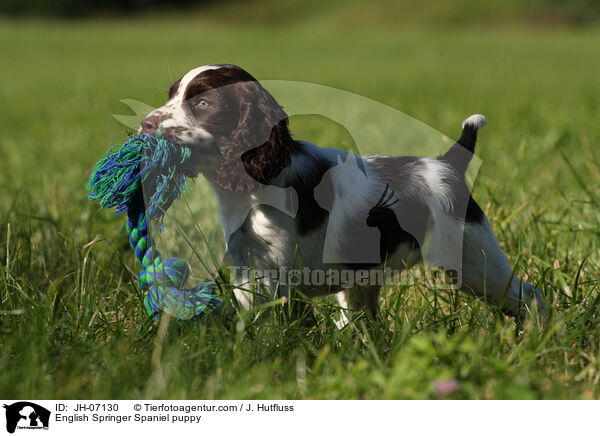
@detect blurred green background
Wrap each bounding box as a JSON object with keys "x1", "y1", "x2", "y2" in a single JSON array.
[{"x1": 1, "y1": 0, "x2": 600, "y2": 399}]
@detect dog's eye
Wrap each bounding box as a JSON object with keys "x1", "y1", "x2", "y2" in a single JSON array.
[{"x1": 193, "y1": 98, "x2": 211, "y2": 108}]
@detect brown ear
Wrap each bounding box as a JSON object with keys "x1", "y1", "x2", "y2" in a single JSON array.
[{"x1": 214, "y1": 80, "x2": 294, "y2": 192}]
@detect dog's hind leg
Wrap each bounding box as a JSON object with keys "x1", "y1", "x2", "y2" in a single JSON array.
[
  {"x1": 459, "y1": 216, "x2": 546, "y2": 319},
  {"x1": 435, "y1": 114, "x2": 546, "y2": 319}
]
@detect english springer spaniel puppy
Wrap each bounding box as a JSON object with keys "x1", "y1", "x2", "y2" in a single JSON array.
[{"x1": 139, "y1": 64, "x2": 545, "y2": 324}]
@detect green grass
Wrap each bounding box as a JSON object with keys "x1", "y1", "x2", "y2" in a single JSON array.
[{"x1": 1, "y1": 11, "x2": 600, "y2": 399}]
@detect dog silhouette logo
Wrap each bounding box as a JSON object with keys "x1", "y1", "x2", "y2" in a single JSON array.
[
  {"x1": 314, "y1": 152, "x2": 383, "y2": 264},
  {"x1": 3, "y1": 402, "x2": 50, "y2": 433}
]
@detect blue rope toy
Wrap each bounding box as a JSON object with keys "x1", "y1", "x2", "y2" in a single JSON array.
[{"x1": 87, "y1": 133, "x2": 221, "y2": 321}]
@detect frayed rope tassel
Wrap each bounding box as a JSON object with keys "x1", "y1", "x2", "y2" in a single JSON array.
[{"x1": 87, "y1": 133, "x2": 221, "y2": 321}]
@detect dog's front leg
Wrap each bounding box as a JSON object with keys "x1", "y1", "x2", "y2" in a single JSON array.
[{"x1": 335, "y1": 285, "x2": 381, "y2": 328}]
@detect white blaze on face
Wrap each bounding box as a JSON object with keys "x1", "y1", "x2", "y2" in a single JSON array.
[
  {"x1": 147, "y1": 65, "x2": 224, "y2": 143},
  {"x1": 170, "y1": 65, "x2": 224, "y2": 105}
]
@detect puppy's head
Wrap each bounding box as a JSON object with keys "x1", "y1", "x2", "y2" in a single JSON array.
[{"x1": 140, "y1": 64, "x2": 294, "y2": 192}]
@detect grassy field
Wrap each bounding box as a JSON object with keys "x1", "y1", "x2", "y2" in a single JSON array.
[{"x1": 1, "y1": 8, "x2": 600, "y2": 399}]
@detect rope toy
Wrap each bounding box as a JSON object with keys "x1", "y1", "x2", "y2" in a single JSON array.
[{"x1": 87, "y1": 133, "x2": 221, "y2": 321}]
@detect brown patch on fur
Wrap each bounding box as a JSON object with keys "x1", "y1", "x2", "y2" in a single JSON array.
[
  {"x1": 168, "y1": 79, "x2": 181, "y2": 100},
  {"x1": 180, "y1": 65, "x2": 296, "y2": 192}
]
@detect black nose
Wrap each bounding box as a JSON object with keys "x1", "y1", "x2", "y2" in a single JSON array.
[{"x1": 140, "y1": 116, "x2": 159, "y2": 134}]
